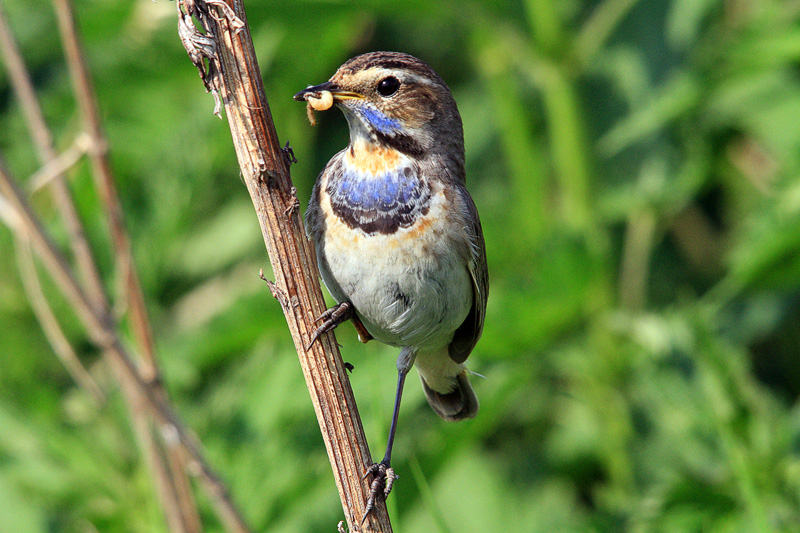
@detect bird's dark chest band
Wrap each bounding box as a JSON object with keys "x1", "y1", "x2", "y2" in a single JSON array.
[{"x1": 327, "y1": 165, "x2": 432, "y2": 235}]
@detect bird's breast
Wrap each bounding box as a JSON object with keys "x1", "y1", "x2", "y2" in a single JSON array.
[
  {"x1": 318, "y1": 160, "x2": 470, "y2": 348},
  {"x1": 325, "y1": 142, "x2": 431, "y2": 235}
]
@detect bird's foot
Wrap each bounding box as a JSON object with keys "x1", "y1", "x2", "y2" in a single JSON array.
[
  {"x1": 305, "y1": 302, "x2": 354, "y2": 350},
  {"x1": 361, "y1": 461, "x2": 398, "y2": 524}
]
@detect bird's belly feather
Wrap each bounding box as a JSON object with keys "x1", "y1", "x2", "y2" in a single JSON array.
[{"x1": 319, "y1": 187, "x2": 471, "y2": 351}]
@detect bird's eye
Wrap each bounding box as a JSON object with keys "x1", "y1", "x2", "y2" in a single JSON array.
[{"x1": 377, "y1": 76, "x2": 400, "y2": 97}]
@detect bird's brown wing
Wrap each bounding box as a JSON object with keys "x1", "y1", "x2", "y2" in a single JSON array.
[{"x1": 448, "y1": 189, "x2": 488, "y2": 364}]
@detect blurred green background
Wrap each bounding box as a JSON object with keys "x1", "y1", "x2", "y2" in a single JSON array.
[{"x1": 2, "y1": 0, "x2": 800, "y2": 531}]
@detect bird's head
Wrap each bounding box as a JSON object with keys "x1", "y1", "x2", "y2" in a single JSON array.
[{"x1": 295, "y1": 52, "x2": 464, "y2": 168}]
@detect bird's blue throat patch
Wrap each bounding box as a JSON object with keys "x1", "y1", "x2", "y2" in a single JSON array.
[
  {"x1": 327, "y1": 162, "x2": 431, "y2": 235},
  {"x1": 343, "y1": 106, "x2": 424, "y2": 157},
  {"x1": 358, "y1": 107, "x2": 401, "y2": 135}
]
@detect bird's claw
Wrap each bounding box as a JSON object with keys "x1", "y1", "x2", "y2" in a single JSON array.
[
  {"x1": 305, "y1": 302, "x2": 353, "y2": 350},
  {"x1": 361, "y1": 462, "x2": 398, "y2": 525}
]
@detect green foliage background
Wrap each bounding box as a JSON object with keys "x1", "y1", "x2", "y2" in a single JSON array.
[{"x1": 2, "y1": 0, "x2": 800, "y2": 531}]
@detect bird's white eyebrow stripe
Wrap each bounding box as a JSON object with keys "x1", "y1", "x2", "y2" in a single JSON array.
[
  {"x1": 359, "y1": 67, "x2": 436, "y2": 87},
  {"x1": 403, "y1": 73, "x2": 435, "y2": 86}
]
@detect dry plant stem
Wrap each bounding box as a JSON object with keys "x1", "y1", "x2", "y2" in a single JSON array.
[
  {"x1": 183, "y1": 1, "x2": 392, "y2": 530},
  {"x1": 52, "y1": 0, "x2": 157, "y2": 382},
  {"x1": 50, "y1": 1, "x2": 202, "y2": 529},
  {"x1": 13, "y1": 237, "x2": 106, "y2": 403},
  {"x1": 0, "y1": 3, "x2": 106, "y2": 317},
  {"x1": 0, "y1": 4, "x2": 102, "y2": 403},
  {"x1": 0, "y1": 159, "x2": 250, "y2": 533},
  {"x1": 28, "y1": 133, "x2": 92, "y2": 192},
  {"x1": 1, "y1": 2, "x2": 198, "y2": 529},
  {"x1": 2, "y1": 3, "x2": 208, "y2": 529},
  {"x1": 117, "y1": 361, "x2": 198, "y2": 533}
]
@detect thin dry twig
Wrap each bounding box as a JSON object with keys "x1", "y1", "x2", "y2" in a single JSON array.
[
  {"x1": 0, "y1": 8, "x2": 103, "y2": 399},
  {"x1": 178, "y1": 1, "x2": 393, "y2": 530},
  {"x1": 0, "y1": 2, "x2": 107, "y2": 316},
  {"x1": 0, "y1": 159, "x2": 250, "y2": 533},
  {"x1": 50, "y1": 1, "x2": 204, "y2": 529},
  {"x1": 52, "y1": 0, "x2": 158, "y2": 383},
  {"x1": 14, "y1": 236, "x2": 106, "y2": 404},
  {"x1": 27, "y1": 133, "x2": 92, "y2": 193},
  {"x1": 0, "y1": 2, "x2": 196, "y2": 528},
  {"x1": 0, "y1": 3, "x2": 232, "y2": 529},
  {"x1": 0, "y1": 191, "x2": 20, "y2": 228}
]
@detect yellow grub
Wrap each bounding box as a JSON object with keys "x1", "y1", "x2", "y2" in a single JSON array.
[
  {"x1": 304, "y1": 90, "x2": 334, "y2": 126},
  {"x1": 308, "y1": 90, "x2": 334, "y2": 111},
  {"x1": 306, "y1": 102, "x2": 316, "y2": 126}
]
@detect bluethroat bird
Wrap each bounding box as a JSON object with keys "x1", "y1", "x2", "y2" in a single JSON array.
[{"x1": 294, "y1": 51, "x2": 488, "y2": 517}]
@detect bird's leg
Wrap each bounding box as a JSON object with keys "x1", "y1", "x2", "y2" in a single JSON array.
[
  {"x1": 305, "y1": 302, "x2": 354, "y2": 350},
  {"x1": 362, "y1": 348, "x2": 415, "y2": 524},
  {"x1": 351, "y1": 314, "x2": 374, "y2": 343}
]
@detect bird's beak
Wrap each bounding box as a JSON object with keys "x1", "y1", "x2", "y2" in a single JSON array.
[{"x1": 293, "y1": 81, "x2": 363, "y2": 102}]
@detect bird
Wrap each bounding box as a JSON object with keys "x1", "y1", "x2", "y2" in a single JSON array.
[{"x1": 294, "y1": 51, "x2": 488, "y2": 518}]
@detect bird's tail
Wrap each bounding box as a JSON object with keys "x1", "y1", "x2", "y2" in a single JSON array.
[{"x1": 418, "y1": 369, "x2": 479, "y2": 422}]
